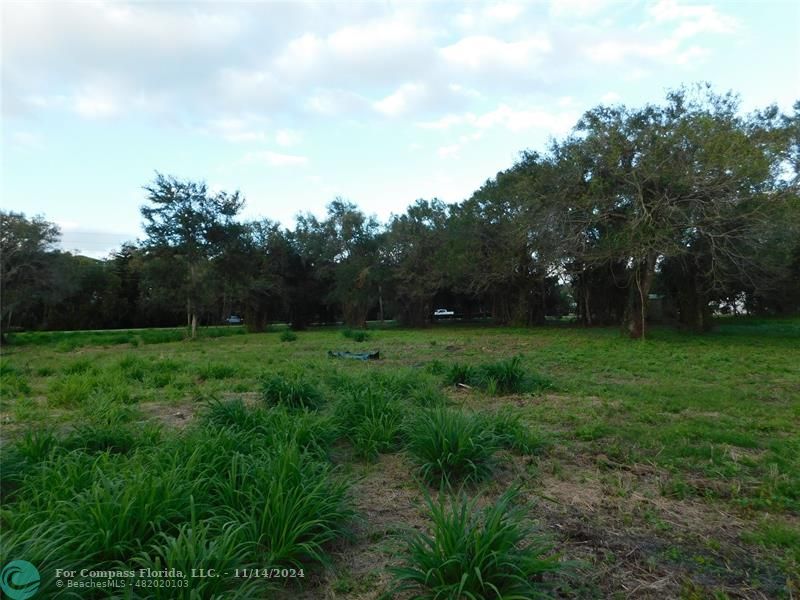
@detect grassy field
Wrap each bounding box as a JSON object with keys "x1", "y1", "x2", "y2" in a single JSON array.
[{"x1": 1, "y1": 319, "x2": 798, "y2": 598}]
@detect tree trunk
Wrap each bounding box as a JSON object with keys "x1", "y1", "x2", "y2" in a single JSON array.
[
  {"x1": 625, "y1": 253, "x2": 657, "y2": 339},
  {"x1": 191, "y1": 313, "x2": 198, "y2": 339},
  {"x1": 584, "y1": 287, "x2": 593, "y2": 326},
  {"x1": 378, "y1": 285, "x2": 384, "y2": 323}
]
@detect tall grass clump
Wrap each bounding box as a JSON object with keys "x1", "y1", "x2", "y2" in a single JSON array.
[
  {"x1": 261, "y1": 372, "x2": 323, "y2": 410},
  {"x1": 482, "y1": 408, "x2": 548, "y2": 455},
  {"x1": 366, "y1": 369, "x2": 447, "y2": 408},
  {"x1": 226, "y1": 441, "x2": 353, "y2": 569},
  {"x1": 47, "y1": 373, "x2": 95, "y2": 406},
  {"x1": 336, "y1": 386, "x2": 407, "y2": 460},
  {"x1": 407, "y1": 407, "x2": 498, "y2": 486},
  {"x1": 64, "y1": 396, "x2": 159, "y2": 454},
  {"x1": 203, "y1": 399, "x2": 335, "y2": 458},
  {"x1": 391, "y1": 490, "x2": 561, "y2": 599},
  {"x1": 0, "y1": 366, "x2": 32, "y2": 399},
  {"x1": 197, "y1": 362, "x2": 239, "y2": 380},
  {"x1": 133, "y1": 519, "x2": 263, "y2": 599},
  {"x1": 280, "y1": 330, "x2": 298, "y2": 342},
  {"x1": 0, "y1": 429, "x2": 60, "y2": 500},
  {"x1": 342, "y1": 328, "x2": 370, "y2": 342},
  {"x1": 445, "y1": 356, "x2": 552, "y2": 396},
  {"x1": 139, "y1": 329, "x2": 186, "y2": 345}
]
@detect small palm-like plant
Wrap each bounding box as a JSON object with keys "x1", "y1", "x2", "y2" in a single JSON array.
[
  {"x1": 391, "y1": 490, "x2": 561, "y2": 599},
  {"x1": 280, "y1": 330, "x2": 298, "y2": 342},
  {"x1": 407, "y1": 407, "x2": 498, "y2": 486},
  {"x1": 336, "y1": 387, "x2": 406, "y2": 459},
  {"x1": 261, "y1": 372, "x2": 323, "y2": 410}
]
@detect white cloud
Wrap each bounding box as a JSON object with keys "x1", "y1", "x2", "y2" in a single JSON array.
[
  {"x1": 206, "y1": 117, "x2": 268, "y2": 143},
  {"x1": 419, "y1": 105, "x2": 578, "y2": 136},
  {"x1": 484, "y1": 4, "x2": 525, "y2": 22},
  {"x1": 8, "y1": 131, "x2": 43, "y2": 149},
  {"x1": 601, "y1": 91, "x2": 621, "y2": 104},
  {"x1": 648, "y1": 0, "x2": 739, "y2": 39},
  {"x1": 243, "y1": 151, "x2": 308, "y2": 167},
  {"x1": 374, "y1": 83, "x2": 427, "y2": 117},
  {"x1": 275, "y1": 129, "x2": 301, "y2": 147},
  {"x1": 437, "y1": 144, "x2": 461, "y2": 158},
  {"x1": 441, "y1": 35, "x2": 551, "y2": 71},
  {"x1": 73, "y1": 86, "x2": 119, "y2": 119},
  {"x1": 306, "y1": 89, "x2": 369, "y2": 116},
  {"x1": 418, "y1": 114, "x2": 472, "y2": 130},
  {"x1": 549, "y1": 0, "x2": 612, "y2": 19}
]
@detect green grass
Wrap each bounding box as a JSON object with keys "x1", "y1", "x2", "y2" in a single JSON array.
[
  {"x1": 391, "y1": 489, "x2": 561, "y2": 599},
  {"x1": 261, "y1": 371, "x2": 324, "y2": 410},
  {"x1": 1, "y1": 316, "x2": 798, "y2": 598},
  {"x1": 342, "y1": 328, "x2": 370, "y2": 342},
  {"x1": 280, "y1": 330, "x2": 298, "y2": 342},
  {"x1": 335, "y1": 385, "x2": 407, "y2": 460},
  {"x1": 407, "y1": 406, "x2": 499, "y2": 486},
  {"x1": 445, "y1": 355, "x2": 553, "y2": 395}
]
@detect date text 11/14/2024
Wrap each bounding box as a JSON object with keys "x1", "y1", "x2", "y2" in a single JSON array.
[{"x1": 200, "y1": 568, "x2": 305, "y2": 579}]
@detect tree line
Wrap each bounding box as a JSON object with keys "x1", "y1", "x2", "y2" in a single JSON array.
[{"x1": 2, "y1": 85, "x2": 799, "y2": 340}]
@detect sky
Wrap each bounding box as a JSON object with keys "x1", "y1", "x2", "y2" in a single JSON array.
[{"x1": 2, "y1": 0, "x2": 799, "y2": 258}]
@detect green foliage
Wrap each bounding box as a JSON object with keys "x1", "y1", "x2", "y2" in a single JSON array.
[
  {"x1": 342, "y1": 328, "x2": 370, "y2": 342},
  {"x1": 445, "y1": 356, "x2": 552, "y2": 395},
  {"x1": 47, "y1": 373, "x2": 95, "y2": 406},
  {"x1": 139, "y1": 329, "x2": 186, "y2": 345},
  {"x1": 261, "y1": 372, "x2": 323, "y2": 410},
  {"x1": 407, "y1": 407, "x2": 498, "y2": 486},
  {"x1": 226, "y1": 441, "x2": 352, "y2": 569},
  {"x1": 280, "y1": 330, "x2": 298, "y2": 342},
  {"x1": 336, "y1": 386, "x2": 406, "y2": 459},
  {"x1": 64, "y1": 397, "x2": 158, "y2": 454},
  {"x1": 482, "y1": 408, "x2": 548, "y2": 455},
  {"x1": 391, "y1": 490, "x2": 561, "y2": 599},
  {"x1": 197, "y1": 362, "x2": 239, "y2": 380},
  {"x1": 133, "y1": 520, "x2": 263, "y2": 599},
  {"x1": 63, "y1": 357, "x2": 95, "y2": 375},
  {"x1": 0, "y1": 366, "x2": 32, "y2": 399},
  {"x1": 1, "y1": 401, "x2": 351, "y2": 597}
]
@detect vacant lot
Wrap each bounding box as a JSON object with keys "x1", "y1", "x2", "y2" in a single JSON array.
[{"x1": 1, "y1": 319, "x2": 798, "y2": 599}]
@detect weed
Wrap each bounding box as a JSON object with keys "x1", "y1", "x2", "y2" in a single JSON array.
[
  {"x1": 48, "y1": 374, "x2": 94, "y2": 406},
  {"x1": 407, "y1": 407, "x2": 498, "y2": 486},
  {"x1": 483, "y1": 408, "x2": 548, "y2": 454},
  {"x1": 197, "y1": 362, "x2": 239, "y2": 380},
  {"x1": 445, "y1": 356, "x2": 552, "y2": 395},
  {"x1": 280, "y1": 330, "x2": 298, "y2": 342},
  {"x1": 227, "y1": 441, "x2": 353, "y2": 569},
  {"x1": 342, "y1": 328, "x2": 370, "y2": 342},
  {"x1": 261, "y1": 373, "x2": 323, "y2": 410},
  {"x1": 391, "y1": 489, "x2": 561, "y2": 599},
  {"x1": 336, "y1": 386, "x2": 406, "y2": 459}
]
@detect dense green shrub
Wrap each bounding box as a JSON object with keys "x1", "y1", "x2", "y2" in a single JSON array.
[
  {"x1": 342, "y1": 328, "x2": 370, "y2": 342},
  {"x1": 444, "y1": 356, "x2": 552, "y2": 395},
  {"x1": 1, "y1": 405, "x2": 352, "y2": 597},
  {"x1": 197, "y1": 362, "x2": 239, "y2": 380},
  {"x1": 261, "y1": 373, "x2": 323, "y2": 410},
  {"x1": 280, "y1": 330, "x2": 298, "y2": 342},
  {"x1": 336, "y1": 386, "x2": 406, "y2": 459},
  {"x1": 407, "y1": 407, "x2": 498, "y2": 486},
  {"x1": 391, "y1": 490, "x2": 561, "y2": 599},
  {"x1": 482, "y1": 408, "x2": 548, "y2": 455}
]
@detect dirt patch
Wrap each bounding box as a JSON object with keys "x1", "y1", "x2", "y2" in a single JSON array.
[
  {"x1": 288, "y1": 453, "x2": 427, "y2": 600},
  {"x1": 527, "y1": 457, "x2": 789, "y2": 598},
  {"x1": 139, "y1": 401, "x2": 198, "y2": 429}
]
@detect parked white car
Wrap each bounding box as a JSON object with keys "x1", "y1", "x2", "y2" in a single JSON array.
[
  {"x1": 433, "y1": 308, "x2": 454, "y2": 317},
  {"x1": 225, "y1": 315, "x2": 243, "y2": 325}
]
